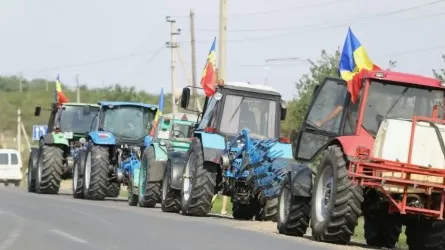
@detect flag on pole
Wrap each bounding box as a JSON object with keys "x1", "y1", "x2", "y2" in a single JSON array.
[
  {"x1": 150, "y1": 88, "x2": 164, "y2": 137},
  {"x1": 54, "y1": 74, "x2": 69, "y2": 105},
  {"x1": 200, "y1": 37, "x2": 217, "y2": 97},
  {"x1": 339, "y1": 27, "x2": 381, "y2": 103}
]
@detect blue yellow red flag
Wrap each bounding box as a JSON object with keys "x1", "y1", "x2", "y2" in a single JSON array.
[
  {"x1": 339, "y1": 27, "x2": 380, "y2": 103},
  {"x1": 150, "y1": 88, "x2": 164, "y2": 136},
  {"x1": 54, "y1": 74, "x2": 69, "y2": 105},
  {"x1": 200, "y1": 37, "x2": 217, "y2": 97}
]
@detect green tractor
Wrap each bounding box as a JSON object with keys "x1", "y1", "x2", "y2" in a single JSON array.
[
  {"x1": 135, "y1": 112, "x2": 197, "y2": 209},
  {"x1": 28, "y1": 102, "x2": 100, "y2": 194}
]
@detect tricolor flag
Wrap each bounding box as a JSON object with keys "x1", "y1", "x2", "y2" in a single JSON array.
[
  {"x1": 54, "y1": 75, "x2": 69, "y2": 105},
  {"x1": 200, "y1": 37, "x2": 217, "y2": 97},
  {"x1": 339, "y1": 27, "x2": 381, "y2": 103},
  {"x1": 150, "y1": 88, "x2": 164, "y2": 137}
]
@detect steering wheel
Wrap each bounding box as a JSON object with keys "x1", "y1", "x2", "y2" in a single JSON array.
[{"x1": 173, "y1": 128, "x2": 187, "y2": 138}]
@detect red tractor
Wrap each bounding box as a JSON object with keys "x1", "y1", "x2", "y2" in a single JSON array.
[{"x1": 278, "y1": 70, "x2": 445, "y2": 249}]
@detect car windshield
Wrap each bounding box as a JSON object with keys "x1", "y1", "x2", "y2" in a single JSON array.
[
  {"x1": 59, "y1": 106, "x2": 100, "y2": 134},
  {"x1": 363, "y1": 80, "x2": 445, "y2": 135},
  {"x1": 102, "y1": 105, "x2": 156, "y2": 139},
  {"x1": 219, "y1": 94, "x2": 278, "y2": 138},
  {"x1": 171, "y1": 123, "x2": 192, "y2": 138}
]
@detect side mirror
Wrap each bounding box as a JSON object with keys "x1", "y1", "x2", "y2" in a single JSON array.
[
  {"x1": 280, "y1": 108, "x2": 287, "y2": 120},
  {"x1": 83, "y1": 106, "x2": 91, "y2": 116},
  {"x1": 280, "y1": 100, "x2": 288, "y2": 121},
  {"x1": 34, "y1": 107, "x2": 41, "y2": 116},
  {"x1": 180, "y1": 87, "x2": 191, "y2": 109}
]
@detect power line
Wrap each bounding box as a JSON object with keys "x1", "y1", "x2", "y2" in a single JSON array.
[
  {"x1": 20, "y1": 46, "x2": 165, "y2": 74},
  {"x1": 118, "y1": 45, "x2": 166, "y2": 81},
  {"x1": 191, "y1": 0, "x2": 445, "y2": 33}
]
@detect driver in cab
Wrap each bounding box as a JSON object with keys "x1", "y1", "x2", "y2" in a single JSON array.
[{"x1": 239, "y1": 102, "x2": 259, "y2": 134}]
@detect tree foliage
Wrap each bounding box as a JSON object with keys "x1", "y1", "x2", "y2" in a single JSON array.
[
  {"x1": 433, "y1": 55, "x2": 445, "y2": 81},
  {"x1": 282, "y1": 49, "x2": 341, "y2": 135}
]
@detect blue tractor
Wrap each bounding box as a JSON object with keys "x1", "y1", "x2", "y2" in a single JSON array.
[
  {"x1": 71, "y1": 101, "x2": 158, "y2": 202},
  {"x1": 177, "y1": 81, "x2": 313, "y2": 221}
]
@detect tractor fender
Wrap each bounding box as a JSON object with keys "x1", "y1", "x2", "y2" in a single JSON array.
[
  {"x1": 88, "y1": 131, "x2": 116, "y2": 145},
  {"x1": 194, "y1": 131, "x2": 225, "y2": 163},
  {"x1": 168, "y1": 151, "x2": 187, "y2": 190},
  {"x1": 145, "y1": 146, "x2": 167, "y2": 182},
  {"x1": 41, "y1": 133, "x2": 69, "y2": 147},
  {"x1": 334, "y1": 134, "x2": 374, "y2": 158},
  {"x1": 287, "y1": 161, "x2": 313, "y2": 197}
]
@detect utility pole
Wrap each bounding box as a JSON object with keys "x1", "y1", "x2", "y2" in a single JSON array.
[
  {"x1": 17, "y1": 109, "x2": 21, "y2": 153},
  {"x1": 190, "y1": 9, "x2": 198, "y2": 110},
  {"x1": 166, "y1": 16, "x2": 181, "y2": 115},
  {"x1": 19, "y1": 73, "x2": 23, "y2": 93},
  {"x1": 76, "y1": 74, "x2": 80, "y2": 103},
  {"x1": 218, "y1": 0, "x2": 228, "y2": 81}
]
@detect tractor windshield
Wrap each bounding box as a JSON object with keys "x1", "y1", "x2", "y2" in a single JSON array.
[
  {"x1": 219, "y1": 95, "x2": 278, "y2": 138},
  {"x1": 362, "y1": 80, "x2": 445, "y2": 135},
  {"x1": 171, "y1": 123, "x2": 193, "y2": 138},
  {"x1": 59, "y1": 106, "x2": 99, "y2": 134},
  {"x1": 102, "y1": 105, "x2": 156, "y2": 139}
]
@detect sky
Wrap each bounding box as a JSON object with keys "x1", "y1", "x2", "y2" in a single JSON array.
[{"x1": 1, "y1": 0, "x2": 445, "y2": 101}]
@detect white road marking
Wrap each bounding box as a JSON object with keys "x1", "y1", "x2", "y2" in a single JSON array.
[
  {"x1": 0, "y1": 212, "x2": 25, "y2": 250},
  {"x1": 49, "y1": 229, "x2": 88, "y2": 244}
]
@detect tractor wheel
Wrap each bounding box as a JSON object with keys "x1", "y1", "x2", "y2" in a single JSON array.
[
  {"x1": 127, "y1": 179, "x2": 138, "y2": 206},
  {"x1": 83, "y1": 144, "x2": 109, "y2": 200},
  {"x1": 72, "y1": 150, "x2": 86, "y2": 199},
  {"x1": 277, "y1": 177, "x2": 310, "y2": 237},
  {"x1": 106, "y1": 182, "x2": 120, "y2": 198},
  {"x1": 27, "y1": 149, "x2": 38, "y2": 193},
  {"x1": 36, "y1": 145, "x2": 64, "y2": 194},
  {"x1": 363, "y1": 189, "x2": 402, "y2": 248},
  {"x1": 255, "y1": 198, "x2": 278, "y2": 222},
  {"x1": 161, "y1": 162, "x2": 181, "y2": 213},
  {"x1": 232, "y1": 202, "x2": 254, "y2": 220},
  {"x1": 181, "y1": 138, "x2": 217, "y2": 216},
  {"x1": 310, "y1": 145, "x2": 363, "y2": 244},
  {"x1": 138, "y1": 147, "x2": 161, "y2": 208},
  {"x1": 406, "y1": 218, "x2": 445, "y2": 250}
]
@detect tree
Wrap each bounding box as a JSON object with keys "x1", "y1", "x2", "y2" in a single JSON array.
[
  {"x1": 282, "y1": 49, "x2": 341, "y2": 135},
  {"x1": 433, "y1": 55, "x2": 445, "y2": 81}
]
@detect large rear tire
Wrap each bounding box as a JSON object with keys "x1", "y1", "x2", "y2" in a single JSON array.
[
  {"x1": 181, "y1": 138, "x2": 217, "y2": 216},
  {"x1": 310, "y1": 145, "x2": 363, "y2": 244},
  {"x1": 138, "y1": 147, "x2": 161, "y2": 208},
  {"x1": 255, "y1": 198, "x2": 278, "y2": 222},
  {"x1": 277, "y1": 177, "x2": 310, "y2": 237},
  {"x1": 27, "y1": 149, "x2": 39, "y2": 193},
  {"x1": 406, "y1": 218, "x2": 445, "y2": 250},
  {"x1": 161, "y1": 162, "x2": 181, "y2": 213},
  {"x1": 72, "y1": 150, "x2": 86, "y2": 199},
  {"x1": 36, "y1": 145, "x2": 64, "y2": 194},
  {"x1": 106, "y1": 183, "x2": 120, "y2": 198},
  {"x1": 83, "y1": 143, "x2": 109, "y2": 200},
  {"x1": 363, "y1": 189, "x2": 402, "y2": 248}
]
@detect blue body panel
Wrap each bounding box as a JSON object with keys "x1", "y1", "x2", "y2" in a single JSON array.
[
  {"x1": 88, "y1": 131, "x2": 116, "y2": 145},
  {"x1": 269, "y1": 142, "x2": 293, "y2": 159},
  {"x1": 195, "y1": 131, "x2": 226, "y2": 149},
  {"x1": 97, "y1": 101, "x2": 158, "y2": 110}
]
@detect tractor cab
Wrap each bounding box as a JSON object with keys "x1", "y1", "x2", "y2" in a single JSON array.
[
  {"x1": 155, "y1": 112, "x2": 197, "y2": 153},
  {"x1": 180, "y1": 81, "x2": 288, "y2": 140},
  {"x1": 294, "y1": 71, "x2": 445, "y2": 162},
  {"x1": 91, "y1": 101, "x2": 158, "y2": 146}
]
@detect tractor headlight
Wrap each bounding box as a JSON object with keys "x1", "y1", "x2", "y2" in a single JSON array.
[
  {"x1": 79, "y1": 137, "x2": 86, "y2": 144},
  {"x1": 159, "y1": 139, "x2": 166, "y2": 146}
]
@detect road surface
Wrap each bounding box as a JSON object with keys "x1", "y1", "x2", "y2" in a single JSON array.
[{"x1": 0, "y1": 186, "x2": 368, "y2": 250}]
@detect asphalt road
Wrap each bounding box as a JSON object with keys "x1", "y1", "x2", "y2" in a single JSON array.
[{"x1": 0, "y1": 186, "x2": 363, "y2": 250}]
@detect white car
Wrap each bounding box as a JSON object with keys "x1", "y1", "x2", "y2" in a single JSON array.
[{"x1": 0, "y1": 149, "x2": 23, "y2": 186}]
